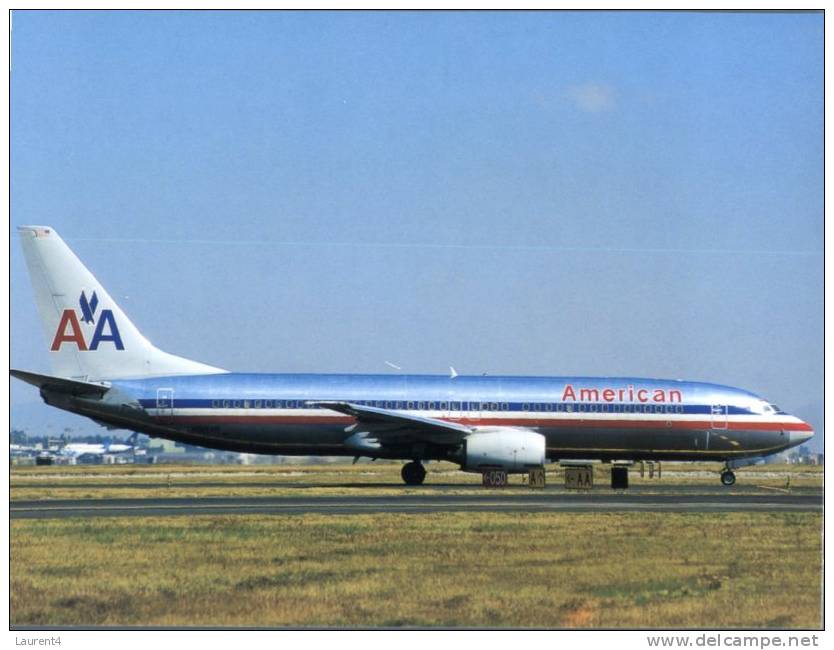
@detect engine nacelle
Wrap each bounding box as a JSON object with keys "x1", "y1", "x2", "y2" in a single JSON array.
[{"x1": 463, "y1": 429, "x2": 546, "y2": 473}]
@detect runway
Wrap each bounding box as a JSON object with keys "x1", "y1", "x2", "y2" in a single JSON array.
[{"x1": 10, "y1": 487, "x2": 822, "y2": 519}]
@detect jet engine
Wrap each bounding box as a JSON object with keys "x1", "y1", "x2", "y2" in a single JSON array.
[{"x1": 462, "y1": 429, "x2": 546, "y2": 472}]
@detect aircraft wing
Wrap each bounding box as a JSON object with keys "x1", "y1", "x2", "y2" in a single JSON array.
[
  {"x1": 309, "y1": 401, "x2": 471, "y2": 446},
  {"x1": 11, "y1": 368, "x2": 111, "y2": 397}
]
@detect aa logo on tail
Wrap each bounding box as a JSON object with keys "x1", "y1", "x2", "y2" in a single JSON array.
[{"x1": 51, "y1": 291, "x2": 124, "y2": 351}]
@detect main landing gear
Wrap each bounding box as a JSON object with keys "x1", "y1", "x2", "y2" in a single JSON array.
[
  {"x1": 401, "y1": 461, "x2": 426, "y2": 486},
  {"x1": 720, "y1": 469, "x2": 736, "y2": 486}
]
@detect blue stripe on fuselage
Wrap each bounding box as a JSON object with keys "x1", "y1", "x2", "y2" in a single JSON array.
[{"x1": 135, "y1": 398, "x2": 756, "y2": 416}]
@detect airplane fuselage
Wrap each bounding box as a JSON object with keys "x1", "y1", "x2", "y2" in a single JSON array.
[{"x1": 53, "y1": 372, "x2": 812, "y2": 463}]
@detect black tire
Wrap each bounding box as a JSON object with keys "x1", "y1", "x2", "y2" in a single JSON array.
[
  {"x1": 720, "y1": 470, "x2": 736, "y2": 486},
  {"x1": 401, "y1": 461, "x2": 426, "y2": 486}
]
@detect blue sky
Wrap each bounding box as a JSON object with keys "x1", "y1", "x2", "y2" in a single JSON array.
[{"x1": 10, "y1": 11, "x2": 823, "y2": 451}]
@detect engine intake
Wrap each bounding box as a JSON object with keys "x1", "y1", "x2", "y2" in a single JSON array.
[{"x1": 463, "y1": 430, "x2": 545, "y2": 472}]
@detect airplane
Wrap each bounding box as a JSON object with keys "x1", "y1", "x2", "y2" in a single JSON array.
[
  {"x1": 11, "y1": 225, "x2": 814, "y2": 487},
  {"x1": 22, "y1": 441, "x2": 135, "y2": 465},
  {"x1": 58, "y1": 442, "x2": 134, "y2": 458}
]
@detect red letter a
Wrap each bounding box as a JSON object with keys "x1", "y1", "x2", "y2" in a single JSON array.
[{"x1": 51, "y1": 310, "x2": 88, "y2": 351}]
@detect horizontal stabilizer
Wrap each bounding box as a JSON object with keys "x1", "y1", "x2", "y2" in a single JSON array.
[{"x1": 10, "y1": 368, "x2": 110, "y2": 396}]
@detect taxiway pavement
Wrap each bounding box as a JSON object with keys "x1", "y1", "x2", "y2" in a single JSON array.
[{"x1": 10, "y1": 488, "x2": 822, "y2": 519}]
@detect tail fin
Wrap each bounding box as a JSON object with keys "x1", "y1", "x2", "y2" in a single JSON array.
[{"x1": 17, "y1": 225, "x2": 227, "y2": 380}]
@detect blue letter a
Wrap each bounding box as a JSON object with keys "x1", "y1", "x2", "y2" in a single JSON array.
[{"x1": 89, "y1": 309, "x2": 125, "y2": 350}]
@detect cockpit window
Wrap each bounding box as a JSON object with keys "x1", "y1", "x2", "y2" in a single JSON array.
[{"x1": 753, "y1": 402, "x2": 779, "y2": 414}]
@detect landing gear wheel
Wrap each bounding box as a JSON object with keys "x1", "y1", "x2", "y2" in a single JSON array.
[
  {"x1": 401, "y1": 461, "x2": 426, "y2": 486},
  {"x1": 720, "y1": 470, "x2": 736, "y2": 486}
]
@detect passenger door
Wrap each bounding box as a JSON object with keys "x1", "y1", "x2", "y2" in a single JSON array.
[
  {"x1": 710, "y1": 404, "x2": 728, "y2": 430},
  {"x1": 156, "y1": 387, "x2": 174, "y2": 416}
]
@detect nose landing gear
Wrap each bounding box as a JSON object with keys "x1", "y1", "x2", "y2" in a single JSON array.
[
  {"x1": 720, "y1": 469, "x2": 736, "y2": 486},
  {"x1": 401, "y1": 461, "x2": 426, "y2": 485}
]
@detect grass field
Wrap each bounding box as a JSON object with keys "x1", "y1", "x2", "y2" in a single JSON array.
[
  {"x1": 10, "y1": 463, "x2": 823, "y2": 628},
  {"x1": 11, "y1": 510, "x2": 822, "y2": 629}
]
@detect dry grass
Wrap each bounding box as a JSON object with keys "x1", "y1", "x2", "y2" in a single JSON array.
[{"x1": 11, "y1": 511, "x2": 822, "y2": 629}]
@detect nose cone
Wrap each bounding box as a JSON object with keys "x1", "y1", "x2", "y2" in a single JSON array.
[{"x1": 789, "y1": 422, "x2": 814, "y2": 446}]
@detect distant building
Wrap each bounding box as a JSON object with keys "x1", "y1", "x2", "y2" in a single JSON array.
[{"x1": 148, "y1": 439, "x2": 185, "y2": 454}]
